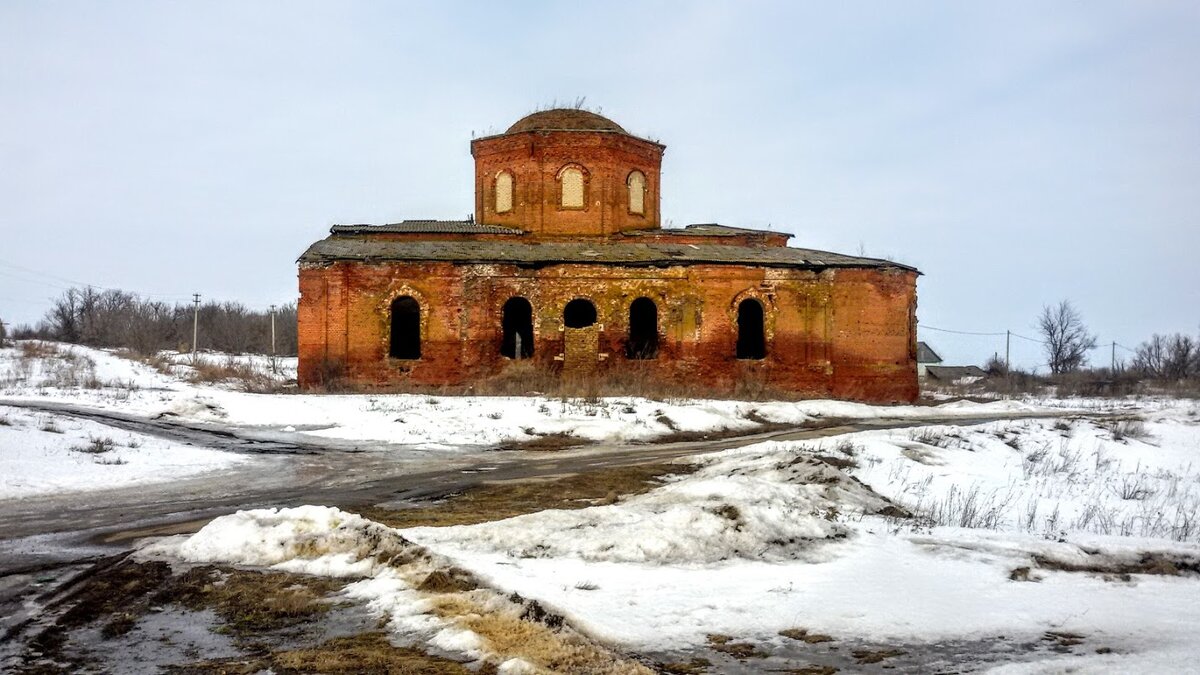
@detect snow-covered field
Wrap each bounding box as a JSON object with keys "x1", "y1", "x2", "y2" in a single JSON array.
[
  {"x1": 148, "y1": 397, "x2": 1200, "y2": 672},
  {"x1": 0, "y1": 404, "x2": 248, "y2": 498},
  {"x1": 0, "y1": 340, "x2": 1082, "y2": 500}
]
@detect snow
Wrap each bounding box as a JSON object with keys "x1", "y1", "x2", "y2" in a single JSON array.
[
  {"x1": 0, "y1": 403, "x2": 247, "y2": 498},
  {"x1": 147, "y1": 401, "x2": 1200, "y2": 669},
  {"x1": 1, "y1": 340, "x2": 1079, "y2": 453},
  {"x1": 10, "y1": 339, "x2": 1200, "y2": 667},
  {"x1": 404, "y1": 446, "x2": 891, "y2": 564},
  {"x1": 396, "y1": 401, "x2": 1200, "y2": 669}
]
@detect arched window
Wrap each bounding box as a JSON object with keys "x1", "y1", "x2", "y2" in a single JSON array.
[
  {"x1": 563, "y1": 298, "x2": 597, "y2": 328},
  {"x1": 559, "y1": 166, "x2": 585, "y2": 209},
  {"x1": 501, "y1": 297, "x2": 534, "y2": 359},
  {"x1": 389, "y1": 296, "x2": 421, "y2": 359},
  {"x1": 627, "y1": 170, "x2": 646, "y2": 215},
  {"x1": 627, "y1": 297, "x2": 658, "y2": 359},
  {"x1": 495, "y1": 170, "x2": 513, "y2": 214},
  {"x1": 736, "y1": 298, "x2": 765, "y2": 360}
]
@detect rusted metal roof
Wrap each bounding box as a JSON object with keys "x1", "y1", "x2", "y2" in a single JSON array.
[
  {"x1": 626, "y1": 224, "x2": 794, "y2": 239},
  {"x1": 331, "y1": 221, "x2": 524, "y2": 235},
  {"x1": 299, "y1": 235, "x2": 917, "y2": 272}
]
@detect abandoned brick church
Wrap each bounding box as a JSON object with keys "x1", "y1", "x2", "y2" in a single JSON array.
[{"x1": 297, "y1": 109, "x2": 919, "y2": 402}]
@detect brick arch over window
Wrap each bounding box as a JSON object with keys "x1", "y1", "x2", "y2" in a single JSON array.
[
  {"x1": 389, "y1": 296, "x2": 421, "y2": 359},
  {"x1": 494, "y1": 170, "x2": 514, "y2": 214},
  {"x1": 626, "y1": 170, "x2": 646, "y2": 215},
  {"x1": 556, "y1": 164, "x2": 588, "y2": 210},
  {"x1": 501, "y1": 296, "x2": 534, "y2": 359},
  {"x1": 627, "y1": 297, "x2": 658, "y2": 359},
  {"x1": 563, "y1": 298, "x2": 597, "y2": 328},
  {"x1": 736, "y1": 298, "x2": 766, "y2": 360}
]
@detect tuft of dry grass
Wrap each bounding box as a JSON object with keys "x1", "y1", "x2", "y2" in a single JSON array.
[
  {"x1": 156, "y1": 566, "x2": 345, "y2": 634},
  {"x1": 72, "y1": 436, "x2": 116, "y2": 454},
  {"x1": 778, "y1": 628, "x2": 835, "y2": 644},
  {"x1": 496, "y1": 432, "x2": 587, "y2": 453}
]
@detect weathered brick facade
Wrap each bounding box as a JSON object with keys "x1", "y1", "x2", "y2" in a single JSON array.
[{"x1": 298, "y1": 109, "x2": 919, "y2": 402}]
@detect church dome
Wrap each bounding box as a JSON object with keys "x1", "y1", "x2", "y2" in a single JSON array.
[{"x1": 506, "y1": 108, "x2": 626, "y2": 134}]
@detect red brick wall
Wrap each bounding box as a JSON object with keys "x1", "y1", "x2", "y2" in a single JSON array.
[
  {"x1": 297, "y1": 261, "x2": 918, "y2": 402},
  {"x1": 470, "y1": 131, "x2": 664, "y2": 236}
]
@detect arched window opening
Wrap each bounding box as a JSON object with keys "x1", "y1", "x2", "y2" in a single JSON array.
[
  {"x1": 559, "y1": 166, "x2": 585, "y2": 209},
  {"x1": 495, "y1": 170, "x2": 513, "y2": 214},
  {"x1": 627, "y1": 170, "x2": 646, "y2": 215},
  {"x1": 627, "y1": 297, "x2": 658, "y2": 359},
  {"x1": 563, "y1": 298, "x2": 597, "y2": 329},
  {"x1": 389, "y1": 296, "x2": 421, "y2": 359},
  {"x1": 736, "y1": 298, "x2": 766, "y2": 360},
  {"x1": 501, "y1": 297, "x2": 534, "y2": 359}
]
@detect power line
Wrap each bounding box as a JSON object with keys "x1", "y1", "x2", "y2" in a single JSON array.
[
  {"x1": 0, "y1": 257, "x2": 193, "y2": 300},
  {"x1": 1009, "y1": 331, "x2": 1047, "y2": 345},
  {"x1": 920, "y1": 325, "x2": 1007, "y2": 337}
]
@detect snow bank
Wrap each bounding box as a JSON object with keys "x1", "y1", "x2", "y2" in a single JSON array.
[
  {"x1": 404, "y1": 406, "x2": 1200, "y2": 670},
  {"x1": 406, "y1": 444, "x2": 893, "y2": 564},
  {"x1": 164, "y1": 505, "x2": 415, "y2": 577}
]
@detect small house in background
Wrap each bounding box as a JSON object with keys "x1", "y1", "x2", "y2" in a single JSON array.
[
  {"x1": 916, "y1": 341, "x2": 942, "y2": 378},
  {"x1": 924, "y1": 365, "x2": 988, "y2": 385}
]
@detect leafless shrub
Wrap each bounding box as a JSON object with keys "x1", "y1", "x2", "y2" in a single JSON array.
[
  {"x1": 73, "y1": 436, "x2": 116, "y2": 454},
  {"x1": 1115, "y1": 472, "x2": 1155, "y2": 501},
  {"x1": 911, "y1": 484, "x2": 1016, "y2": 529},
  {"x1": 1108, "y1": 420, "x2": 1152, "y2": 442},
  {"x1": 39, "y1": 419, "x2": 62, "y2": 433},
  {"x1": 187, "y1": 355, "x2": 280, "y2": 393}
]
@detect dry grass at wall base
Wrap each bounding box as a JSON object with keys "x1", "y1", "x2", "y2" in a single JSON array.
[{"x1": 303, "y1": 357, "x2": 801, "y2": 402}]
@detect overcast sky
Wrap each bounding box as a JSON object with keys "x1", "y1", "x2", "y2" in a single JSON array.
[{"x1": 1, "y1": 2, "x2": 1197, "y2": 370}]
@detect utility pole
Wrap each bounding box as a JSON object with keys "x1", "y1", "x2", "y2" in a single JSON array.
[
  {"x1": 191, "y1": 293, "x2": 201, "y2": 355},
  {"x1": 1111, "y1": 341, "x2": 1116, "y2": 373},
  {"x1": 269, "y1": 304, "x2": 277, "y2": 373},
  {"x1": 1005, "y1": 330, "x2": 1011, "y2": 373}
]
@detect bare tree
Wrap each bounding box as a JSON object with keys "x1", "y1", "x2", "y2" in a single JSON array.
[
  {"x1": 1038, "y1": 300, "x2": 1097, "y2": 374},
  {"x1": 1133, "y1": 333, "x2": 1199, "y2": 380},
  {"x1": 29, "y1": 287, "x2": 298, "y2": 356},
  {"x1": 1133, "y1": 334, "x2": 1169, "y2": 378}
]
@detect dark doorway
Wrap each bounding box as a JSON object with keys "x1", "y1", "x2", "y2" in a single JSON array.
[
  {"x1": 389, "y1": 296, "x2": 421, "y2": 359},
  {"x1": 501, "y1": 297, "x2": 534, "y2": 359},
  {"x1": 627, "y1": 297, "x2": 658, "y2": 359},
  {"x1": 736, "y1": 298, "x2": 765, "y2": 360},
  {"x1": 563, "y1": 298, "x2": 597, "y2": 328}
]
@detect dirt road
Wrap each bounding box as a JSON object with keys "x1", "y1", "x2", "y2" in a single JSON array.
[{"x1": 0, "y1": 400, "x2": 1071, "y2": 574}]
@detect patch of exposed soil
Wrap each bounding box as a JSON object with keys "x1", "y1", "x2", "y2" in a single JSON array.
[
  {"x1": 779, "y1": 628, "x2": 835, "y2": 644},
  {"x1": 351, "y1": 462, "x2": 696, "y2": 529},
  {"x1": 168, "y1": 632, "x2": 474, "y2": 674},
  {"x1": 706, "y1": 633, "x2": 766, "y2": 659},
  {"x1": 496, "y1": 432, "x2": 589, "y2": 453},
  {"x1": 2, "y1": 557, "x2": 377, "y2": 674},
  {"x1": 1031, "y1": 551, "x2": 1200, "y2": 578}
]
